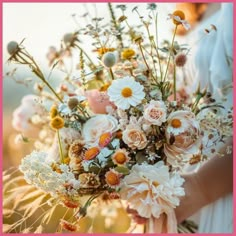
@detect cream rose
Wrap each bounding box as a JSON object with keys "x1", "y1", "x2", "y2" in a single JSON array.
[
  {"x1": 122, "y1": 125, "x2": 148, "y2": 150},
  {"x1": 164, "y1": 110, "x2": 201, "y2": 167},
  {"x1": 82, "y1": 114, "x2": 118, "y2": 147},
  {"x1": 143, "y1": 100, "x2": 167, "y2": 126}
]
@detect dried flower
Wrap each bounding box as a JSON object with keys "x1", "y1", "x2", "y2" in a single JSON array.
[
  {"x1": 112, "y1": 149, "x2": 130, "y2": 165},
  {"x1": 174, "y1": 52, "x2": 187, "y2": 67},
  {"x1": 79, "y1": 173, "x2": 101, "y2": 188},
  {"x1": 99, "y1": 132, "x2": 112, "y2": 148},
  {"x1": 60, "y1": 220, "x2": 77, "y2": 232},
  {"x1": 68, "y1": 140, "x2": 84, "y2": 160},
  {"x1": 105, "y1": 169, "x2": 121, "y2": 187},
  {"x1": 68, "y1": 97, "x2": 79, "y2": 110},
  {"x1": 83, "y1": 147, "x2": 100, "y2": 160}
]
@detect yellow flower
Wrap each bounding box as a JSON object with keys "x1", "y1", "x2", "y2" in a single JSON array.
[
  {"x1": 50, "y1": 116, "x2": 64, "y2": 129},
  {"x1": 172, "y1": 10, "x2": 185, "y2": 25},
  {"x1": 99, "y1": 83, "x2": 111, "y2": 92},
  {"x1": 122, "y1": 48, "x2": 135, "y2": 60},
  {"x1": 95, "y1": 47, "x2": 115, "y2": 56},
  {"x1": 50, "y1": 105, "x2": 58, "y2": 118}
]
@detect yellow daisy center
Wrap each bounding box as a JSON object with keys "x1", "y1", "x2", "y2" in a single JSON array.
[
  {"x1": 114, "y1": 152, "x2": 126, "y2": 164},
  {"x1": 121, "y1": 87, "x2": 133, "y2": 98},
  {"x1": 106, "y1": 171, "x2": 120, "y2": 186},
  {"x1": 171, "y1": 118, "x2": 182, "y2": 128}
]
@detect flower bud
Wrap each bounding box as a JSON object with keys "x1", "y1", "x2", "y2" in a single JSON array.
[
  {"x1": 68, "y1": 97, "x2": 79, "y2": 110},
  {"x1": 174, "y1": 52, "x2": 187, "y2": 67},
  {"x1": 102, "y1": 52, "x2": 117, "y2": 68},
  {"x1": 63, "y1": 33, "x2": 76, "y2": 46},
  {"x1": 7, "y1": 41, "x2": 19, "y2": 55}
]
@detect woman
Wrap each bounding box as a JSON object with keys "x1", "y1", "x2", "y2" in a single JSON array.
[{"x1": 176, "y1": 3, "x2": 233, "y2": 233}]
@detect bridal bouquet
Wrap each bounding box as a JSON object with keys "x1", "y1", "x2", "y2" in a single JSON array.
[{"x1": 5, "y1": 3, "x2": 232, "y2": 233}]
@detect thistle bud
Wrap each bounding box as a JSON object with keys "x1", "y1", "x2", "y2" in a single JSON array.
[
  {"x1": 7, "y1": 41, "x2": 19, "y2": 55},
  {"x1": 68, "y1": 97, "x2": 79, "y2": 110},
  {"x1": 102, "y1": 52, "x2": 117, "y2": 68}
]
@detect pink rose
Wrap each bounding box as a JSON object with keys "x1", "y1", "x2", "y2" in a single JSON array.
[
  {"x1": 12, "y1": 94, "x2": 44, "y2": 136},
  {"x1": 85, "y1": 89, "x2": 115, "y2": 114},
  {"x1": 143, "y1": 100, "x2": 167, "y2": 126}
]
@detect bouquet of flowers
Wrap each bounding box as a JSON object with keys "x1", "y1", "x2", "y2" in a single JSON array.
[{"x1": 5, "y1": 3, "x2": 232, "y2": 233}]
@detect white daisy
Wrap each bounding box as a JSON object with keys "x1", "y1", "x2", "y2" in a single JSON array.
[{"x1": 107, "y1": 76, "x2": 145, "y2": 110}]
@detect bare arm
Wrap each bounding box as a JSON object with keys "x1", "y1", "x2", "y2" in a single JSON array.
[{"x1": 175, "y1": 140, "x2": 233, "y2": 223}]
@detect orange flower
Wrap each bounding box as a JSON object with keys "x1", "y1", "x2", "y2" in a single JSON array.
[
  {"x1": 83, "y1": 147, "x2": 100, "y2": 160},
  {"x1": 94, "y1": 47, "x2": 115, "y2": 56},
  {"x1": 63, "y1": 199, "x2": 79, "y2": 209},
  {"x1": 112, "y1": 149, "x2": 130, "y2": 165},
  {"x1": 105, "y1": 169, "x2": 120, "y2": 187},
  {"x1": 99, "y1": 132, "x2": 112, "y2": 148}
]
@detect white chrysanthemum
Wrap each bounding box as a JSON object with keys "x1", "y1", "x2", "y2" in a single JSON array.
[
  {"x1": 19, "y1": 151, "x2": 80, "y2": 197},
  {"x1": 107, "y1": 76, "x2": 145, "y2": 110},
  {"x1": 120, "y1": 161, "x2": 185, "y2": 218}
]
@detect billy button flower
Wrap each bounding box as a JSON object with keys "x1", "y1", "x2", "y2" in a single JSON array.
[
  {"x1": 122, "y1": 48, "x2": 136, "y2": 60},
  {"x1": 50, "y1": 105, "x2": 58, "y2": 119},
  {"x1": 105, "y1": 169, "x2": 121, "y2": 188},
  {"x1": 50, "y1": 116, "x2": 64, "y2": 130},
  {"x1": 99, "y1": 132, "x2": 112, "y2": 148},
  {"x1": 83, "y1": 147, "x2": 100, "y2": 161}
]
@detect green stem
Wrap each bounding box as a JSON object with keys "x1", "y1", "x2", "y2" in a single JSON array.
[
  {"x1": 17, "y1": 52, "x2": 63, "y2": 103},
  {"x1": 173, "y1": 61, "x2": 176, "y2": 100},
  {"x1": 109, "y1": 67, "x2": 115, "y2": 81},
  {"x1": 163, "y1": 25, "x2": 178, "y2": 82},
  {"x1": 57, "y1": 130, "x2": 64, "y2": 164},
  {"x1": 74, "y1": 44, "x2": 96, "y2": 69},
  {"x1": 138, "y1": 42, "x2": 150, "y2": 72}
]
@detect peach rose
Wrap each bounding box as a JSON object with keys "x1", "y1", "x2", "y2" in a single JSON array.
[
  {"x1": 143, "y1": 100, "x2": 167, "y2": 126},
  {"x1": 82, "y1": 114, "x2": 118, "y2": 147},
  {"x1": 85, "y1": 89, "x2": 115, "y2": 114},
  {"x1": 164, "y1": 110, "x2": 201, "y2": 167},
  {"x1": 122, "y1": 125, "x2": 148, "y2": 150}
]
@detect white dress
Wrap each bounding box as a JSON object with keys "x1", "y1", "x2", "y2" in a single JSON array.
[{"x1": 187, "y1": 3, "x2": 233, "y2": 233}]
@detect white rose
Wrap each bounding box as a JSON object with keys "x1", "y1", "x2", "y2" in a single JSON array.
[
  {"x1": 82, "y1": 115, "x2": 118, "y2": 147},
  {"x1": 143, "y1": 100, "x2": 167, "y2": 126}
]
